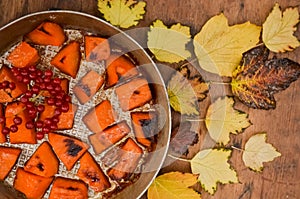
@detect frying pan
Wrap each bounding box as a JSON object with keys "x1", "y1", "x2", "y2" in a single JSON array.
[{"x1": 0, "y1": 10, "x2": 171, "y2": 199}]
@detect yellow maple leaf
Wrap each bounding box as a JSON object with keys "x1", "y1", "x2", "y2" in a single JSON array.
[
  {"x1": 193, "y1": 14, "x2": 261, "y2": 77},
  {"x1": 147, "y1": 172, "x2": 200, "y2": 199},
  {"x1": 262, "y1": 3, "x2": 300, "y2": 52},
  {"x1": 98, "y1": 0, "x2": 146, "y2": 28},
  {"x1": 191, "y1": 149, "x2": 238, "y2": 194},
  {"x1": 243, "y1": 133, "x2": 281, "y2": 172},
  {"x1": 147, "y1": 20, "x2": 191, "y2": 63},
  {"x1": 205, "y1": 96, "x2": 251, "y2": 145}
]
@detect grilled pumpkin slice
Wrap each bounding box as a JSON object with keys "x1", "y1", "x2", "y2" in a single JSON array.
[
  {"x1": 24, "y1": 141, "x2": 59, "y2": 177},
  {"x1": 73, "y1": 70, "x2": 104, "y2": 104},
  {"x1": 50, "y1": 41, "x2": 81, "y2": 78},
  {"x1": 48, "y1": 132, "x2": 89, "y2": 171},
  {"x1": 49, "y1": 177, "x2": 88, "y2": 199},
  {"x1": 0, "y1": 146, "x2": 22, "y2": 180},
  {"x1": 105, "y1": 54, "x2": 139, "y2": 88},
  {"x1": 89, "y1": 121, "x2": 130, "y2": 154},
  {"x1": 115, "y1": 78, "x2": 152, "y2": 111},
  {"x1": 108, "y1": 138, "x2": 143, "y2": 180},
  {"x1": 25, "y1": 21, "x2": 66, "y2": 46},
  {"x1": 85, "y1": 35, "x2": 110, "y2": 62},
  {"x1": 83, "y1": 100, "x2": 116, "y2": 133},
  {"x1": 77, "y1": 152, "x2": 110, "y2": 192},
  {"x1": 0, "y1": 65, "x2": 27, "y2": 103},
  {"x1": 5, "y1": 102, "x2": 37, "y2": 144},
  {"x1": 14, "y1": 167, "x2": 53, "y2": 199},
  {"x1": 7, "y1": 41, "x2": 40, "y2": 68}
]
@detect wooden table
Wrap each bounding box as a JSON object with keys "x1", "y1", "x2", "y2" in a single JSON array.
[{"x1": 0, "y1": 0, "x2": 299, "y2": 198}]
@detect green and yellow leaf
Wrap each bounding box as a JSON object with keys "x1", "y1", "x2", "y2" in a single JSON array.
[
  {"x1": 147, "y1": 20, "x2": 191, "y2": 63},
  {"x1": 205, "y1": 96, "x2": 251, "y2": 145},
  {"x1": 147, "y1": 172, "x2": 200, "y2": 199},
  {"x1": 98, "y1": 0, "x2": 146, "y2": 28},
  {"x1": 193, "y1": 13, "x2": 261, "y2": 77},
  {"x1": 191, "y1": 149, "x2": 238, "y2": 194},
  {"x1": 262, "y1": 3, "x2": 300, "y2": 52},
  {"x1": 243, "y1": 133, "x2": 281, "y2": 172}
]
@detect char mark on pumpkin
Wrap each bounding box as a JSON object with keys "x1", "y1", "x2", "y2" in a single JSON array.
[
  {"x1": 37, "y1": 163, "x2": 44, "y2": 171},
  {"x1": 38, "y1": 26, "x2": 51, "y2": 35},
  {"x1": 77, "y1": 81, "x2": 91, "y2": 96},
  {"x1": 63, "y1": 139, "x2": 83, "y2": 157},
  {"x1": 67, "y1": 186, "x2": 78, "y2": 191}
]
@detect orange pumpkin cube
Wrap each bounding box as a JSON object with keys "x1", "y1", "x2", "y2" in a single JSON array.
[{"x1": 0, "y1": 146, "x2": 22, "y2": 180}]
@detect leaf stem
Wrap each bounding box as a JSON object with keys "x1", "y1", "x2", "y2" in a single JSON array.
[
  {"x1": 231, "y1": 145, "x2": 244, "y2": 152},
  {"x1": 185, "y1": 118, "x2": 205, "y2": 122},
  {"x1": 180, "y1": 58, "x2": 199, "y2": 68},
  {"x1": 168, "y1": 154, "x2": 191, "y2": 163},
  {"x1": 208, "y1": 80, "x2": 231, "y2": 85}
]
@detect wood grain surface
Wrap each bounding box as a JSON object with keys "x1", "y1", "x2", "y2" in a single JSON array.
[{"x1": 0, "y1": 0, "x2": 299, "y2": 199}]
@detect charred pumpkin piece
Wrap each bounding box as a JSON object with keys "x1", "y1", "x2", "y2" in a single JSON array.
[
  {"x1": 131, "y1": 112, "x2": 157, "y2": 147},
  {"x1": 85, "y1": 35, "x2": 110, "y2": 62},
  {"x1": 24, "y1": 141, "x2": 59, "y2": 177},
  {"x1": 14, "y1": 167, "x2": 53, "y2": 199},
  {"x1": 49, "y1": 177, "x2": 88, "y2": 199},
  {"x1": 42, "y1": 78, "x2": 69, "y2": 97},
  {"x1": 105, "y1": 54, "x2": 139, "y2": 88},
  {"x1": 89, "y1": 121, "x2": 130, "y2": 155},
  {"x1": 83, "y1": 100, "x2": 116, "y2": 133},
  {"x1": 39, "y1": 103, "x2": 77, "y2": 130},
  {"x1": 73, "y1": 70, "x2": 104, "y2": 104},
  {"x1": 108, "y1": 138, "x2": 143, "y2": 180},
  {"x1": 77, "y1": 152, "x2": 110, "y2": 192},
  {"x1": 50, "y1": 41, "x2": 81, "y2": 78},
  {"x1": 7, "y1": 42, "x2": 40, "y2": 68},
  {"x1": 48, "y1": 132, "x2": 89, "y2": 171},
  {"x1": 25, "y1": 21, "x2": 66, "y2": 46},
  {"x1": 0, "y1": 65, "x2": 27, "y2": 103},
  {"x1": 0, "y1": 146, "x2": 22, "y2": 180},
  {"x1": 0, "y1": 104, "x2": 6, "y2": 143},
  {"x1": 115, "y1": 78, "x2": 152, "y2": 111},
  {"x1": 5, "y1": 102, "x2": 36, "y2": 144}
]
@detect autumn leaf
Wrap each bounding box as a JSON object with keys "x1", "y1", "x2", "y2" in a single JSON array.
[
  {"x1": 262, "y1": 3, "x2": 300, "y2": 52},
  {"x1": 191, "y1": 149, "x2": 238, "y2": 194},
  {"x1": 147, "y1": 20, "x2": 191, "y2": 63},
  {"x1": 243, "y1": 133, "x2": 281, "y2": 172},
  {"x1": 205, "y1": 96, "x2": 251, "y2": 145},
  {"x1": 193, "y1": 13, "x2": 261, "y2": 77},
  {"x1": 167, "y1": 71, "x2": 199, "y2": 115},
  {"x1": 147, "y1": 172, "x2": 200, "y2": 199},
  {"x1": 170, "y1": 122, "x2": 198, "y2": 155},
  {"x1": 97, "y1": 0, "x2": 146, "y2": 28},
  {"x1": 231, "y1": 46, "x2": 300, "y2": 109}
]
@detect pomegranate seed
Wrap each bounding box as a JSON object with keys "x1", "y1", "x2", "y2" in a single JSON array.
[
  {"x1": 61, "y1": 103, "x2": 69, "y2": 112},
  {"x1": 42, "y1": 126, "x2": 50, "y2": 134},
  {"x1": 28, "y1": 65, "x2": 36, "y2": 72},
  {"x1": 37, "y1": 104, "x2": 45, "y2": 113},
  {"x1": 54, "y1": 108, "x2": 62, "y2": 116},
  {"x1": 64, "y1": 95, "x2": 71, "y2": 102},
  {"x1": 39, "y1": 82, "x2": 46, "y2": 90},
  {"x1": 16, "y1": 75, "x2": 23, "y2": 82},
  {"x1": 25, "y1": 90, "x2": 33, "y2": 98},
  {"x1": 54, "y1": 85, "x2": 62, "y2": 92},
  {"x1": 32, "y1": 85, "x2": 40, "y2": 94},
  {"x1": 44, "y1": 70, "x2": 53, "y2": 77},
  {"x1": 36, "y1": 132, "x2": 44, "y2": 140},
  {"x1": 0, "y1": 116, "x2": 5, "y2": 123},
  {"x1": 46, "y1": 84, "x2": 54, "y2": 91},
  {"x1": 25, "y1": 101, "x2": 35, "y2": 109},
  {"x1": 29, "y1": 72, "x2": 37, "y2": 80},
  {"x1": 0, "y1": 84, "x2": 3, "y2": 89},
  {"x1": 11, "y1": 67, "x2": 19, "y2": 75},
  {"x1": 2, "y1": 127, "x2": 10, "y2": 135},
  {"x1": 2, "y1": 81, "x2": 9, "y2": 88},
  {"x1": 44, "y1": 118, "x2": 52, "y2": 126},
  {"x1": 9, "y1": 82, "x2": 16, "y2": 90},
  {"x1": 44, "y1": 77, "x2": 51, "y2": 83},
  {"x1": 53, "y1": 78, "x2": 61, "y2": 85},
  {"x1": 13, "y1": 116, "x2": 22, "y2": 125},
  {"x1": 20, "y1": 96, "x2": 29, "y2": 103},
  {"x1": 10, "y1": 125, "x2": 18, "y2": 132},
  {"x1": 21, "y1": 70, "x2": 28, "y2": 76},
  {"x1": 46, "y1": 98, "x2": 55, "y2": 105},
  {"x1": 55, "y1": 101, "x2": 62, "y2": 107},
  {"x1": 51, "y1": 116, "x2": 59, "y2": 124},
  {"x1": 36, "y1": 121, "x2": 43, "y2": 128},
  {"x1": 25, "y1": 121, "x2": 35, "y2": 129},
  {"x1": 50, "y1": 123, "x2": 58, "y2": 130},
  {"x1": 36, "y1": 77, "x2": 43, "y2": 83},
  {"x1": 36, "y1": 69, "x2": 43, "y2": 76},
  {"x1": 23, "y1": 77, "x2": 30, "y2": 84}
]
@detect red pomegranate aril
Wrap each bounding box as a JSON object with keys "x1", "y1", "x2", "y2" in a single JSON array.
[
  {"x1": 44, "y1": 70, "x2": 53, "y2": 77},
  {"x1": 42, "y1": 126, "x2": 50, "y2": 134},
  {"x1": 13, "y1": 116, "x2": 22, "y2": 125},
  {"x1": 23, "y1": 77, "x2": 30, "y2": 84},
  {"x1": 44, "y1": 118, "x2": 52, "y2": 126},
  {"x1": 36, "y1": 121, "x2": 43, "y2": 128},
  {"x1": 2, "y1": 81, "x2": 9, "y2": 88},
  {"x1": 55, "y1": 101, "x2": 62, "y2": 107},
  {"x1": 54, "y1": 85, "x2": 62, "y2": 92},
  {"x1": 46, "y1": 84, "x2": 54, "y2": 91},
  {"x1": 51, "y1": 116, "x2": 59, "y2": 124},
  {"x1": 54, "y1": 108, "x2": 62, "y2": 116},
  {"x1": 61, "y1": 103, "x2": 69, "y2": 112},
  {"x1": 55, "y1": 93, "x2": 64, "y2": 100},
  {"x1": 50, "y1": 123, "x2": 58, "y2": 131},
  {"x1": 29, "y1": 72, "x2": 37, "y2": 80},
  {"x1": 0, "y1": 116, "x2": 5, "y2": 123},
  {"x1": 9, "y1": 82, "x2": 16, "y2": 90},
  {"x1": 44, "y1": 77, "x2": 51, "y2": 83},
  {"x1": 25, "y1": 90, "x2": 33, "y2": 98},
  {"x1": 36, "y1": 69, "x2": 43, "y2": 76},
  {"x1": 25, "y1": 101, "x2": 35, "y2": 109},
  {"x1": 21, "y1": 70, "x2": 28, "y2": 76},
  {"x1": 27, "y1": 107, "x2": 37, "y2": 117},
  {"x1": 11, "y1": 67, "x2": 19, "y2": 74},
  {"x1": 46, "y1": 98, "x2": 55, "y2": 105},
  {"x1": 25, "y1": 121, "x2": 35, "y2": 129},
  {"x1": 36, "y1": 77, "x2": 43, "y2": 83},
  {"x1": 16, "y1": 75, "x2": 23, "y2": 82},
  {"x1": 2, "y1": 127, "x2": 10, "y2": 135},
  {"x1": 39, "y1": 82, "x2": 46, "y2": 90},
  {"x1": 32, "y1": 85, "x2": 40, "y2": 94},
  {"x1": 37, "y1": 104, "x2": 45, "y2": 113},
  {"x1": 64, "y1": 95, "x2": 71, "y2": 102},
  {"x1": 50, "y1": 90, "x2": 57, "y2": 95},
  {"x1": 36, "y1": 132, "x2": 44, "y2": 140},
  {"x1": 53, "y1": 77, "x2": 61, "y2": 84},
  {"x1": 10, "y1": 125, "x2": 18, "y2": 132},
  {"x1": 0, "y1": 84, "x2": 3, "y2": 89},
  {"x1": 28, "y1": 65, "x2": 36, "y2": 72},
  {"x1": 20, "y1": 96, "x2": 29, "y2": 103}
]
